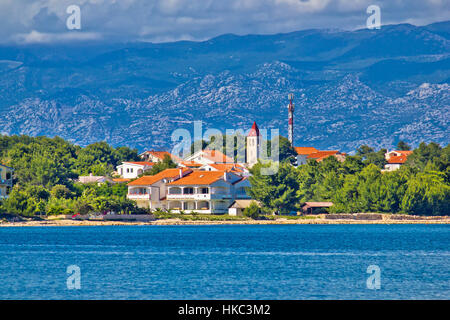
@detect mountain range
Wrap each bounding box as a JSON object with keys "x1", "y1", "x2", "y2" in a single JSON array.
[{"x1": 0, "y1": 21, "x2": 449, "y2": 152}]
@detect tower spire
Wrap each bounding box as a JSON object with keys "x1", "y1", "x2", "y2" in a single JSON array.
[{"x1": 288, "y1": 93, "x2": 294, "y2": 145}]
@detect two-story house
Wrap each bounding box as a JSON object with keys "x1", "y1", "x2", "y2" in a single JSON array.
[
  {"x1": 127, "y1": 168, "x2": 192, "y2": 209},
  {"x1": 384, "y1": 150, "x2": 413, "y2": 171},
  {"x1": 166, "y1": 171, "x2": 250, "y2": 214},
  {"x1": 0, "y1": 164, "x2": 13, "y2": 199}
]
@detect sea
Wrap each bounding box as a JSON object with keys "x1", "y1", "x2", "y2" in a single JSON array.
[{"x1": 0, "y1": 224, "x2": 448, "y2": 299}]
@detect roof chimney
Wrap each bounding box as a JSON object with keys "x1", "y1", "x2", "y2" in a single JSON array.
[
  {"x1": 223, "y1": 172, "x2": 227, "y2": 181},
  {"x1": 179, "y1": 168, "x2": 183, "y2": 179}
]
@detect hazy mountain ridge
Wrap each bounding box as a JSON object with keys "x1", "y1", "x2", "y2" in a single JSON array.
[{"x1": 0, "y1": 21, "x2": 449, "y2": 152}]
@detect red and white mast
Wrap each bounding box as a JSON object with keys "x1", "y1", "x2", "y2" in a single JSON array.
[{"x1": 287, "y1": 93, "x2": 294, "y2": 145}]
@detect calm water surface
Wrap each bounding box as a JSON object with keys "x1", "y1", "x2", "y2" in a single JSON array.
[{"x1": 0, "y1": 224, "x2": 448, "y2": 299}]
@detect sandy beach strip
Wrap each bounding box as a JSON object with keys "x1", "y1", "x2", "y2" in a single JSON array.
[{"x1": 1, "y1": 215, "x2": 449, "y2": 227}]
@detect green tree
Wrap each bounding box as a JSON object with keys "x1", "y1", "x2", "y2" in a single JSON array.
[
  {"x1": 243, "y1": 201, "x2": 261, "y2": 219},
  {"x1": 248, "y1": 161, "x2": 300, "y2": 214},
  {"x1": 397, "y1": 140, "x2": 411, "y2": 151},
  {"x1": 50, "y1": 184, "x2": 73, "y2": 199},
  {"x1": 401, "y1": 169, "x2": 450, "y2": 215},
  {"x1": 405, "y1": 142, "x2": 443, "y2": 170}
]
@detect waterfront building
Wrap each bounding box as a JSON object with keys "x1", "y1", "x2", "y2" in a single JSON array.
[
  {"x1": 166, "y1": 171, "x2": 250, "y2": 214},
  {"x1": 127, "y1": 168, "x2": 192, "y2": 209}
]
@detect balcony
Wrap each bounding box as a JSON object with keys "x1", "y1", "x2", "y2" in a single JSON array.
[
  {"x1": 127, "y1": 187, "x2": 151, "y2": 200},
  {"x1": 127, "y1": 193, "x2": 151, "y2": 200},
  {"x1": 167, "y1": 186, "x2": 232, "y2": 200}
]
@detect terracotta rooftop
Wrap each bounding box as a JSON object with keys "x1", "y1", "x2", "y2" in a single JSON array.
[
  {"x1": 179, "y1": 161, "x2": 203, "y2": 167},
  {"x1": 112, "y1": 178, "x2": 131, "y2": 183},
  {"x1": 307, "y1": 150, "x2": 339, "y2": 159},
  {"x1": 294, "y1": 147, "x2": 319, "y2": 155},
  {"x1": 167, "y1": 171, "x2": 226, "y2": 186},
  {"x1": 122, "y1": 161, "x2": 155, "y2": 166},
  {"x1": 127, "y1": 168, "x2": 192, "y2": 186},
  {"x1": 387, "y1": 155, "x2": 408, "y2": 164}
]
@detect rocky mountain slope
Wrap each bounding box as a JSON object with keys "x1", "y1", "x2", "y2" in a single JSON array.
[{"x1": 0, "y1": 21, "x2": 448, "y2": 152}]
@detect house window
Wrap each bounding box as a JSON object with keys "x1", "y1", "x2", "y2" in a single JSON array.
[
  {"x1": 183, "y1": 187, "x2": 194, "y2": 194},
  {"x1": 200, "y1": 188, "x2": 209, "y2": 194}
]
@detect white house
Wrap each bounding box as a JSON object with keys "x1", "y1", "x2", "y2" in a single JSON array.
[
  {"x1": 127, "y1": 168, "x2": 192, "y2": 209},
  {"x1": 228, "y1": 199, "x2": 262, "y2": 216},
  {"x1": 166, "y1": 171, "x2": 251, "y2": 214},
  {"x1": 183, "y1": 149, "x2": 234, "y2": 166},
  {"x1": 117, "y1": 161, "x2": 154, "y2": 179},
  {"x1": 384, "y1": 150, "x2": 412, "y2": 171}
]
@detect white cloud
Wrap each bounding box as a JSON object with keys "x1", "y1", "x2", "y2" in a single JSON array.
[
  {"x1": 13, "y1": 30, "x2": 102, "y2": 44},
  {"x1": 0, "y1": 0, "x2": 448, "y2": 44}
]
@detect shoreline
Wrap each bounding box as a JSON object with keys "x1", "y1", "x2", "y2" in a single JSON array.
[{"x1": 1, "y1": 215, "x2": 449, "y2": 227}]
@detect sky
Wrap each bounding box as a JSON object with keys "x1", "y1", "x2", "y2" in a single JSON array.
[{"x1": 1, "y1": 0, "x2": 449, "y2": 44}]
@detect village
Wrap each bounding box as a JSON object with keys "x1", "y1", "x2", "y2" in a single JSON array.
[
  {"x1": 0, "y1": 90, "x2": 415, "y2": 218},
  {"x1": 45, "y1": 118, "x2": 411, "y2": 217}
]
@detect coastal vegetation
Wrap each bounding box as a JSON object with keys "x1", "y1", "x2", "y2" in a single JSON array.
[
  {"x1": 249, "y1": 141, "x2": 449, "y2": 216},
  {"x1": 0, "y1": 134, "x2": 448, "y2": 217},
  {"x1": 0, "y1": 135, "x2": 146, "y2": 217}
]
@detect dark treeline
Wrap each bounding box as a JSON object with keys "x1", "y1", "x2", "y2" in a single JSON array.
[
  {"x1": 249, "y1": 142, "x2": 449, "y2": 216},
  {"x1": 0, "y1": 135, "x2": 145, "y2": 216}
]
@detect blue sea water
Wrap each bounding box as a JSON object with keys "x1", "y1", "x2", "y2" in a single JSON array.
[{"x1": 0, "y1": 224, "x2": 448, "y2": 300}]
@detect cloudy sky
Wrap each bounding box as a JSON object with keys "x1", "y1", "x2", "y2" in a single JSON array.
[{"x1": 1, "y1": 0, "x2": 449, "y2": 44}]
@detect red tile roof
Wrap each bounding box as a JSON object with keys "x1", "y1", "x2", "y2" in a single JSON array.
[
  {"x1": 387, "y1": 155, "x2": 408, "y2": 164},
  {"x1": 123, "y1": 161, "x2": 155, "y2": 166},
  {"x1": 167, "y1": 171, "x2": 226, "y2": 186},
  {"x1": 127, "y1": 168, "x2": 192, "y2": 186},
  {"x1": 307, "y1": 150, "x2": 339, "y2": 159},
  {"x1": 179, "y1": 161, "x2": 203, "y2": 167},
  {"x1": 294, "y1": 147, "x2": 319, "y2": 155},
  {"x1": 112, "y1": 178, "x2": 131, "y2": 183}
]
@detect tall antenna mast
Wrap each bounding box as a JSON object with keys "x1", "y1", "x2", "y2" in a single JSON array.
[{"x1": 288, "y1": 93, "x2": 294, "y2": 145}]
